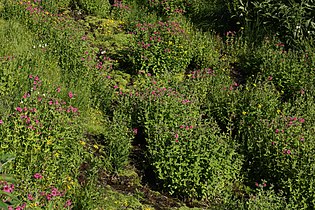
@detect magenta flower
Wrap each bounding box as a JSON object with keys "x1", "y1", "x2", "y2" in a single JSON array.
[
  {"x1": 48, "y1": 100, "x2": 53, "y2": 105},
  {"x1": 33, "y1": 173, "x2": 43, "y2": 179},
  {"x1": 68, "y1": 91, "x2": 73, "y2": 99},
  {"x1": 114, "y1": 85, "x2": 118, "y2": 89},
  {"x1": 28, "y1": 194, "x2": 34, "y2": 201},
  {"x1": 51, "y1": 187, "x2": 60, "y2": 197},
  {"x1": 29, "y1": 75, "x2": 33, "y2": 79},
  {"x1": 299, "y1": 118, "x2": 305, "y2": 123},
  {"x1": 57, "y1": 87, "x2": 61, "y2": 92},
  {"x1": 64, "y1": 199, "x2": 72, "y2": 207},
  {"x1": 16, "y1": 107, "x2": 22, "y2": 112},
  {"x1": 287, "y1": 149, "x2": 291, "y2": 155},
  {"x1": 0, "y1": 120, "x2": 3, "y2": 124},
  {"x1": 175, "y1": 133, "x2": 179, "y2": 139},
  {"x1": 275, "y1": 129, "x2": 279, "y2": 133},
  {"x1": 268, "y1": 76, "x2": 273, "y2": 81},
  {"x1": 46, "y1": 193, "x2": 52, "y2": 200},
  {"x1": 133, "y1": 128, "x2": 138, "y2": 135}
]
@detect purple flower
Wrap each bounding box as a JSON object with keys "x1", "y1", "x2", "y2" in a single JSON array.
[
  {"x1": 0, "y1": 119, "x2": 3, "y2": 124},
  {"x1": 68, "y1": 91, "x2": 73, "y2": 99},
  {"x1": 28, "y1": 194, "x2": 34, "y2": 201},
  {"x1": 133, "y1": 128, "x2": 138, "y2": 135},
  {"x1": 64, "y1": 199, "x2": 72, "y2": 207},
  {"x1": 51, "y1": 187, "x2": 60, "y2": 197},
  {"x1": 34, "y1": 173, "x2": 43, "y2": 179},
  {"x1": 16, "y1": 107, "x2": 22, "y2": 112}
]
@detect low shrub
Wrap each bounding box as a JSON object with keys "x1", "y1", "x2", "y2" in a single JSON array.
[
  {"x1": 76, "y1": 0, "x2": 111, "y2": 17},
  {"x1": 129, "y1": 18, "x2": 193, "y2": 75},
  {"x1": 129, "y1": 76, "x2": 241, "y2": 203}
]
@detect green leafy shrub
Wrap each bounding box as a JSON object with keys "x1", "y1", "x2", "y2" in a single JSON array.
[
  {"x1": 130, "y1": 18, "x2": 192, "y2": 75},
  {"x1": 246, "y1": 184, "x2": 287, "y2": 210},
  {"x1": 76, "y1": 0, "x2": 111, "y2": 17},
  {"x1": 145, "y1": 0, "x2": 189, "y2": 17},
  {"x1": 129, "y1": 76, "x2": 241, "y2": 203},
  {"x1": 186, "y1": 0, "x2": 235, "y2": 33},
  {"x1": 235, "y1": 80, "x2": 315, "y2": 208}
]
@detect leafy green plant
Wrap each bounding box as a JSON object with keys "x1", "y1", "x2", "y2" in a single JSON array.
[
  {"x1": 130, "y1": 18, "x2": 192, "y2": 75},
  {"x1": 128, "y1": 76, "x2": 241, "y2": 203},
  {"x1": 75, "y1": 0, "x2": 111, "y2": 17}
]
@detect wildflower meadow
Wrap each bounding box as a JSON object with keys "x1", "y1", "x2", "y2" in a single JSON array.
[{"x1": 1, "y1": 0, "x2": 315, "y2": 209}]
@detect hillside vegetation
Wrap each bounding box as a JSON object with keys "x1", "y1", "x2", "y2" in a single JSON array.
[{"x1": 1, "y1": 0, "x2": 315, "y2": 209}]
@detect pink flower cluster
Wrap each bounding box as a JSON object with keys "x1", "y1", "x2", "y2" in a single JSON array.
[
  {"x1": 28, "y1": 74, "x2": 42, "y2": 91},
  {"x1": 34, "y1": 173, "x2": 43, "y2": 179},
  {"x1": 1, "y1": 182, "x2": 14, "y2": 193},
  {"x1": 112, "y1": 0, "x2": 130, "y2": 10},
  {"x1": 179, "y1": 125, "x2": 193, "y2": 130}
]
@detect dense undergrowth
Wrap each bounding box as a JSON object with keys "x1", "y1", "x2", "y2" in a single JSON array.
[{"x1": 1, "y1": 0, "x2": 315, "y2": 209}]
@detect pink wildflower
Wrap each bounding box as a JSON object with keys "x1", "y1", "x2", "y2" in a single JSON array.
[
  {"x1": 299, "y1": 118, "x2": 305, "y2": 123},
  {"x1": 28, "y1": 194, "x2": 34, "y2": 201},
  {"x1": 51, "y1": 187, "x2": 60, "y2": 196},
  {"x1": 133, "y1": 128, "x2": 138, "y2": 135},
  {"x1": 0, "y1": 120, "x2": 3, "y2": 124},
  {"x1": 64, "y1": 199, "x2": 72, "y2": 207},
  {"x1": 175, "y1": 133, "x2": 179, "y2": 139},
  {"x1": 16, "y1": 107, "x2": 22, "y2": 112},
  {"x1": 68, "y1": 91, "x2": 73, "y2": 99},
  {"x1": 33, "y1": 173, "x2": 43, "y2": 179}
]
